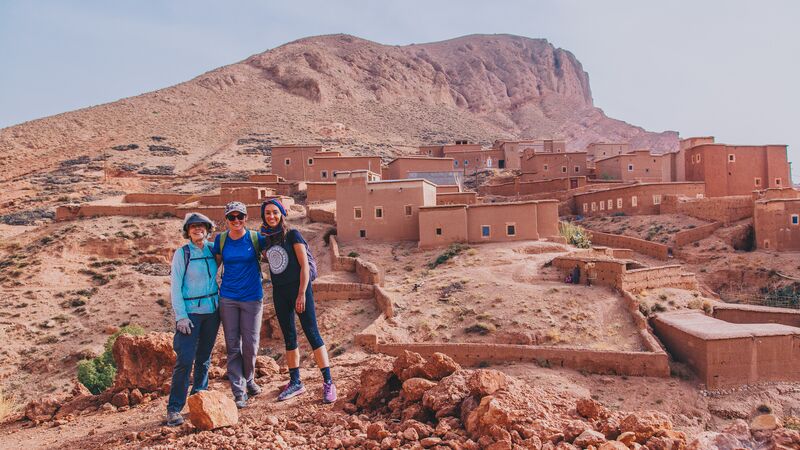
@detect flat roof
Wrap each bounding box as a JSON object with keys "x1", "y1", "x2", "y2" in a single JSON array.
[
  {"x1": 419, "y1": 199, "x2": 557, "y2": 210},
  {"x1": 388, "y1": 156, "x2": 454, "y2": 163},
  {"x1": 573, "y1": 182, "x2": 705, "y2": 197},
  {"x1": 655, "y1": 311, "x2": 800, "y2": 340}
]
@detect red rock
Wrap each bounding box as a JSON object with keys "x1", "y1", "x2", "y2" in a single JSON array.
[
  {"x1": 380, "y1": 436, "x2": 400, "y2": 449},
  {"x1": 356, "y1": 367, "x2": 397, "y2": 409},
  {"x1": 70, "y1": 381, "x2": 92, "y2": 397},
  {"x1": 129, "y1": 388, "x2": 143, "y2": 406},
  {"x1": 599, "y1": 442, "x2": 628, "y2": 450},
  {"x1": 401, "y1": 419, "x2": 434, "y2": 439},
  {"x1": 619, "y1": 411, "x2": 672, "y2": 443},
  {"x1": 403, "y1": 427, "x2": 419, "y2": 441},
  {"x1": 750, "y1": 413, "x2": 781, "y2": 431},
  {"x1": 186, "y1": 390, "x2": 238, "y2": 431},
  {"x1": 421, "y1": 352, "x2": 461, "y2": 381},
  {"x1": 616, "y1": 431, "x2": 636, "y2": 446},
  {"x1": 393, "y1": 350, "x2": 427, "y2": 381},
  {"x1": 485, "y1": 441, "x2": 512, "y2": 450},
  {"x1": 562, "y1": 420, "x2": 590, "y2": 442},
  {"x1": 467, "y1": 369, "x2": 508, "y2": 397},
  {"x1": 255, "y1": 355, "x2": 280, "y2": 378},
  {"x1": 54, "y1": 394, "x2": 97, "y2": 420},
  {"x1": 111, "y1": 391, "x2": 129, "y2": 408},
  {"x1": 460, "y1": 395, "x2": 480, "y2": 425},
  {"x1": 208, "y1": 366, "x2": 225, "y2": 379},
  {"x1": 573, "y1": 429, "x2": 607, "y2": 447},
  {"x1": 420, "y1": 436, "x2": 442, "y2": 448},
  {"x1": 24, "y1": 395, "x2": 63, "y2": 422},
  {"x1": 773, "y1": 428, "x2": 800, "y2": 448},
  {"x1": 367, "y1": 422, "x2": 390, "y2": 440},
  {"x1": 686, "y1": 431, "x2": 744, "y2": 450},
  {"x1": 576, "y1": 398, "x2": 606, "y2": 419},
  {"x1": 402, "y1": 377, "x2": 437, "y2": 402},
  {"x1": 401, "y1": 402, "x2": 429, "y2": 422},
  {"x1": 422, "y1": 370, "x2": 470, "y2": 418},
  {"x1": 112, "y1": 332, "x2": 176, "y2": 392},
  {"x1": 646, "y1": 434, "x2": 687, "y2": 450}
]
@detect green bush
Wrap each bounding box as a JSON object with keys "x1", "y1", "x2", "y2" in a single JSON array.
[
  {"x1": 428, "y1": 243, "x2": 468, "y2": 269},
  {"x1": 559, "y1": 222, "x2": 591, "y2": 249},
  {"x1": 77, "y1": 324, "x2": 145, "y2": 394}
]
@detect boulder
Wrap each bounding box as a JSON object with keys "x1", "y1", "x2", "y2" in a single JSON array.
[
  {"x1": 112, "y1": 332, "x2": 176, "y2": 392},
  {"x1": 421, "y1": 352, "x2": 461, "y2": 381},
  {"x1": 111, "y1": 391, "x2": 129, "y2": 408},
  {"x1": 393, "y1": 350, "x2": 427, "y2": 381},
  {"x1": 24, "y1": 395, "x2": 63, "y2": 422},
  {"x1": 401, "y1": 378, "x2": 437, "y2": 402},
  {"x1": 573, "y1": 429, "x2": 607, "y2": 448},
  {"x1": 576, "y1": 398, "x2": 606, "y2": 419},
  {"x1": 750, "y1": 413, "x2": 781, "y2": 431},
  {"x1": 187, "y1": 390, "x2": 238, "y2": 431},
  {"x1": 645, "y1": 430, "x2": 687, "y2": 450},
  {"x1": 422, "y1": 370, "x2": 470, "y2": 418},
  {"x1": 467, "y1": 369, "x2": 508, "y2": 397},
  {"x1": 619, "y1": 411, "x2": 673, "y2": 443},
  {"x1": 255, "y1": 355, "x2": 280, "y2": 378},
  {"x1": 355, "y1": 367, "x2": 397, "y2": 409},
  {"x1": 686, "y1": 431, "x2": 746, "y2": 450},
  {"x1": 129, "y1": 388, "x2": 144, "y2": 406},
  {"x1": 599, "y1": 442, "x2": 629, "y2": 450}
]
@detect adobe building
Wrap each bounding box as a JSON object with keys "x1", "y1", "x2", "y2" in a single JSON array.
[
  {"x1": 271, "y1": 145, "x2": 325, "y2": 180},
  {"x1": 594, "y1": 150, "x2": 673, "y2": 182},
  {"x1": 418, "y1": 200, "x2": 559, "y2": 249},
  {"x1": 384, "y1": 156, "x2": 457, "y2": 180},
  {"x1": 586, "y1": 142, "x2": 630, "y2": 164},
  {"x1": 680, "y1": 137, "x2": 792, "y2": 197},
  {"x1": 573, "y1": 182, "x2": 705, "y2": 217},
  {"x1": 754, "y1": 194, "x2": 800, "y2": 251},
  {"x1": 419, "y1": 142, "x2": 505, "y2": 173},
  {"x1": 493, "y1": 139, "x2": 567, "y2": 169},
  {"x1": 335, "y1": 170, "x2": 436, "y2": 242},
  {"x1": 519, "y1": 151, "x2": 588, "y2": 182},
  {"x1": 311, "y1": 156, "x2": 382, "y2": 182},
  {"x1": 652, "y1": 310, "x2": 800, "y2": 388}
]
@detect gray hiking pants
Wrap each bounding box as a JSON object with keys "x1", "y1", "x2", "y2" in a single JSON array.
[{"x1": 219, "y1": 297, "x2": 263, "y2": 397}]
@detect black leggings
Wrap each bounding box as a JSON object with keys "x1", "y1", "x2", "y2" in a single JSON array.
[{"x1": 272, "y1": 280, "x2": 324, "y2": 351}]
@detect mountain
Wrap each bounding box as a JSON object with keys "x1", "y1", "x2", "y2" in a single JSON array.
[{"x1": 0, "y1": 33, "x2": 677, "y2": 182}]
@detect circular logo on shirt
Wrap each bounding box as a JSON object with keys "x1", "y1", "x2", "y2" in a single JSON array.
[{"x1": 267, "y1": 245, "x2": 289, "y2": 274}]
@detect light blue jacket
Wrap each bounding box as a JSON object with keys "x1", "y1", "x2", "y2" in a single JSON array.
[{"x1": 170, "y1": 240, "x2": 219, "y2": 321}]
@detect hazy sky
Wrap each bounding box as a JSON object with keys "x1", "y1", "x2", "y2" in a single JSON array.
[{"x1": 1, "y1": 0, "x2": 798, "y2": 180}]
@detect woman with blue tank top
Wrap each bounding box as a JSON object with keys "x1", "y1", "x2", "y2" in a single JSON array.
[
  {"x1": 212, "y1": 201, "x2": 267, "y2": 409},
  {"x1": 166, "y1": 212, "x2": 220, "y2": 427},
  {"x1": 261, "y1": 198, "x2": 336, "y2": 403}
]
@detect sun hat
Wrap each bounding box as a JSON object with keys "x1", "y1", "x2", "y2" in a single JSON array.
[
  {"x1": 182, "y1": 212, "x2": 214, "y2": 232},
  {"x1": 224, "y1": 201, "x2": 247, "y2": 217}
]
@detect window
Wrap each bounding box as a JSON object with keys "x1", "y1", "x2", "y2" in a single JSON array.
[
  {"x1": 617, "y1": 198, "x2": 622, "y2": 208},
  {"x1": 308, "y1": 158, "x2": 314, "y2": 165},
  {"x1": 775, "y1": 178, "x2": 782, "y2": 186},
  {"x1": 321, "y1": 170, "x2": 328, "y2": 179},
  {"x1": 481, "y1": 225, "x2": 491, "y2": 237},
  {"x1": 506, "y1": 224, "x2": 516, "y2": 236},
  {"x1": 764, "y1": 239, "x2": 770, "y2": 249},
  {"x1": 697, "y1": 154, "x2": 702, "y2": 163},
  {"x1": 631, "y1": 196, "x2": 638, "y2": 207},
  {"x1": 607, "y1": 199, "x2": 613, "y2": 210},
  {"x1": 464, "y1": 160, "x2": 469, "y2": 166},
  {"x1": 543, "y1": 164, "x2": 549, "y2": 171},
  {"x1": 359, "y1": 230, "x2": 366, "y2": 238},
  {"x1": 454, "y1": 160, "x2": 459, "y2": 167},
  {"x1": 284, "y1": 158, "x2": 291, "y2": 165},
  {"x1": 728, "y1": 154, "x2": 735, "y2": 162},
  {"x1": 404, "y1": 205, "x2": 413, "y2": 216},
  {"x1": 755, "y1": 178, "x2": 762, "y2": 187},
  {"x1": 792, "y1": 215, "x2": 799, "y2": 225},
  {"x1": 591, "y1": 202, "x2": 596, "y2": 212},
  {"x1": 574, "y1": 166, "x2": 580, "y2": 173},
  {"x1": 375, "y1": 207, "x2": 383, "y2": 219},
  {"x1": 436, "y1": 227, "x2": 442, "y2": 235},
  {"x1": 653, "y1": 194, "x2": 662, "y2": 205},
  {"x1": 645, "y1": 168, "x2": 650, "y2": 173},
  {"x1": 599, "y1": 201, "x2": 605, "y2": 211},
  {"x1": 354, "y1": 207, "x2": 362, "y2": 219},
  {"x1": 583, "y1": 203, "x2": 588, "y2": 213},
  {"x1": 561, "y1": 166, "x2": 567, "y2": 173},
  {"x1": 628, "y1": 164, "x2": 634, "y2": 172}
]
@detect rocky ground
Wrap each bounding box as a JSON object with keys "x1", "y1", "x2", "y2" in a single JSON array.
[{"x1": 579, "y1": 214, "x2": 710, "y2": 245}]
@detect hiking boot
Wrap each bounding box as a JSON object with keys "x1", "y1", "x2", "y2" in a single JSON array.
[
  {"x1": 246, "y1": 382, "x2": 262, "y2": 397},
  {"x1": 234, "y1": 394, "x2": 247, "y2": 409},
  {"x1": 277, "y1": 382, "x2": 306, "y2": 401},
  {"x1": 166, "y1": 411, "x2": 184, "y2": 427},
  {"x1": 322, "y1": 381, "x2": 337, "y2": 404}
]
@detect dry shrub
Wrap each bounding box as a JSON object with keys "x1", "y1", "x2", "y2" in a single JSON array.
[{"x1": 0, "y1": 388, "x2": 19, "y2": 423}]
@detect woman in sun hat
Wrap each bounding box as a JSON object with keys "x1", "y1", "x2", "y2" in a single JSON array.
[
  {"x1": 260, "y1": 198, "x2": 336, "y2": 403},
  {"x1": 212, "y1": 201, "x2": 268, "y2": 409},
  {"x1": 166, "y1": 212, "x2": 220, "y2": 427}
]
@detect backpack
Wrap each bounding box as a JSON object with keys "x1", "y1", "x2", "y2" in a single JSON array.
[
  {"x1": 306, "y1": 244, "x2": 318, "y2": 282},
  {"x1": 219, "y1": 230, "x2": 262, "y2": 262}
]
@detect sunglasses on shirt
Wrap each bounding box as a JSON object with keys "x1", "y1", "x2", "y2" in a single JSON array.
[{"x1": 226, "y1": 213, "x2": 246, "y2": 222}]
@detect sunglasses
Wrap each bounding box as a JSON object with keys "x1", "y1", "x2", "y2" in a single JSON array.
[{"x1": 226, "y1": 214, "x2": 246, "y2": 222}]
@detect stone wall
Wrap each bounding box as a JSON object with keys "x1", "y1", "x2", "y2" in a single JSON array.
[
  {"x1": 370, "y1": 342, "x2": 669, "y2": 377},
  {"x1": 56, "y1": 204, "x2": 179, "y2": 221},
  {"x1": 306, "y1": 182, "x2": 337, "y2": 203},
  {"x1": 311, "y1": 282, "x2": 375, "y2": 300},
  {"x1": 123, "y1": 193, "x2": 193, "y2": 204},
  {"x1": 660, "y1": 195, "x2": 753, "y2": 224},
  {"x1": 620, "y1": 266, "x2": 698, "y2": 292},
  {"x1": 307, "y1": 207, "x2": 335, "y2": 224},
  {"x1": 713, "y1": 303, "x2": 800, "y2": 327},
  {"x1": 588, "y1": 231, "x2": 670, "y2": 260},
  {"x1": 674, "y1": 222, "x2": 722, "y2": 247}
]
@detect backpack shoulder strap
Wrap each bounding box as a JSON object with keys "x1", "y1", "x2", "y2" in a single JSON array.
[
  {"x1": 219, "y1": 231, "x2": 228, "y2": 254},
  {"x1": 249, "y1": 230, "x2": 262, "y2": 261},
  {"x1": 182, "y1": 244, "x2": 191, "y2": 271}
]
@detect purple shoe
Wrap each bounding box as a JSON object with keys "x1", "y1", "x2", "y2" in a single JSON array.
[
  {"x1": 323, "y1": 381, "x2": 337, "y2": 404},
  {"x1": 277, "y1": 382, "x2": 306, "y2": 401}
]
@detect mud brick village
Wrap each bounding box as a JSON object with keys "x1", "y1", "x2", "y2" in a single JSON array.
[{"x1": 1, "y1": 33, "x2": 800, "y2": 449}]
